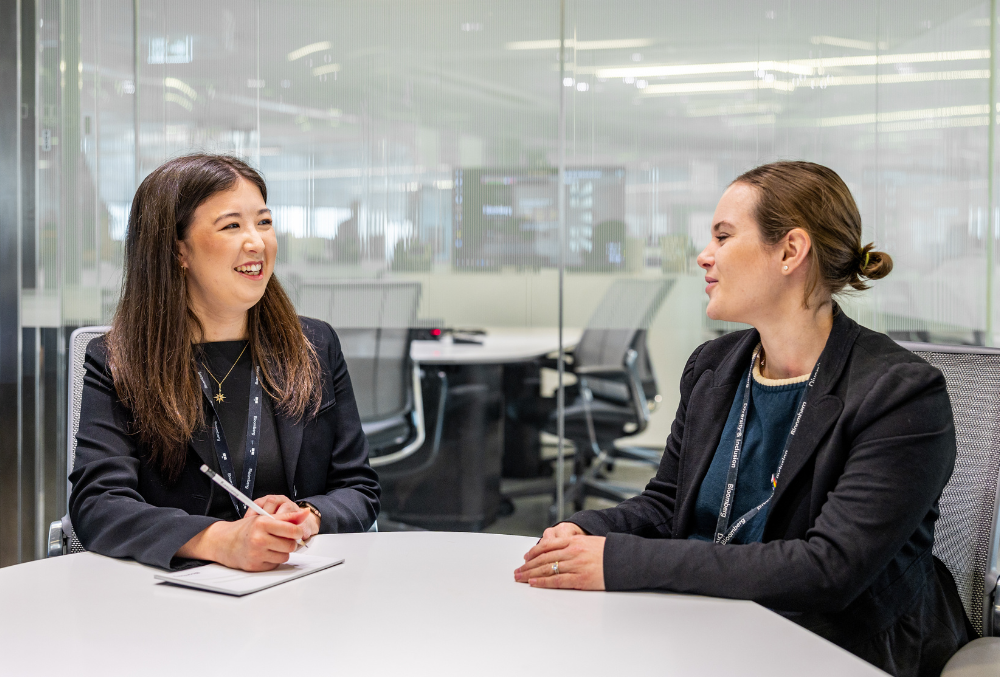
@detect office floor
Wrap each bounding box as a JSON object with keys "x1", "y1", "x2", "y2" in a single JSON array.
[{"x1": 487, "y1": 452, "x2": 657, "y2": 538}]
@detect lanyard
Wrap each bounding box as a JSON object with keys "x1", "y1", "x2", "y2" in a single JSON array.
[
  {"x1": 713, "y1": 346, "x2": 820, "y2": 545},
  {"x1": 197, "y1": 360, "x2": 264, "y2": 518}
]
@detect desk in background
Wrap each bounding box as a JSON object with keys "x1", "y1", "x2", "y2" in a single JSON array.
[
  {"x1": 378, "y1": 329, "x2": 580, "y2": 531},
  {"x1": 0, "y1": 532, "x2": 884, "y2": 676}
]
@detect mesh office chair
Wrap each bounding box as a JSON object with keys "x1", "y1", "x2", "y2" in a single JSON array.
[
  {"x1": 548, "y1": 279, "x2": 673, "y2": 510},
  {"x1": 48, "y1": 326, "x2": 110, "y2": 556},
  {"x1": 297, "y1": 279, "x2": 440, "y2": 468},
  {"x1": 897, "y1": 343, "x2": 1000, "y2": 675}
]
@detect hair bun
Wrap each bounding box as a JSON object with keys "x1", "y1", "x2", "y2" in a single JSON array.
[{"x1": 858, "y1": 242, "x2": 893, "y2": 282}]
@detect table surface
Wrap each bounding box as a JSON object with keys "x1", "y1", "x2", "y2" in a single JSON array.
[
  {"x1": 0, "y1": 532, "x2": 885, "y2": 676},
  {"x1": 411, "y1": 327, "x2": 582, "y2": 364}
]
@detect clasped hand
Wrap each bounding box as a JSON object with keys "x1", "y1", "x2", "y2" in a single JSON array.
[
  {"x1": 514, "y1": 522, "x2": 606, "y2": 590},
  {"x1": 179, "y1": 495, "x2": 320, "y2": 572}
]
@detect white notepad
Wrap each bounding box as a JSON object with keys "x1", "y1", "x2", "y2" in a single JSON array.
[{"x1": 154, "y1": 553, "x2": 344, "y2": 596}]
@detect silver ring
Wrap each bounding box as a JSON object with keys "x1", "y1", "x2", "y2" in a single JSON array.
[{"x1": 552, "y1": 561, "x2": 559, "y2": 575}]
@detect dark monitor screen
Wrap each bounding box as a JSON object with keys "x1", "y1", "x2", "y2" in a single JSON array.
[{"x1": 452, "y1": 166, "x2": 626, "y2": 271}]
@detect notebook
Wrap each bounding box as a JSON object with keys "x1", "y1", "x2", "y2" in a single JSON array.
[{"x1": 153, "y1": 553, "x2": 344, "y2": 596}]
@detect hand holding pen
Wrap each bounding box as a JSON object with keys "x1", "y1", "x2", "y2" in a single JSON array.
[
  {"x1": 200, "y1": 465, "x2": 311, "y2": 549},
  {"x1": 175, "y1": 481, "x2": 314, "y2": 572}
]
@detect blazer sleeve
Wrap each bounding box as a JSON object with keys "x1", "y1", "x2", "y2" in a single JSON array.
[
  {"x1": 68, "y1": 343, "x2": 219, "y2": 570},
  {"x1": 297, "y1": 321, "x2": 381, "y2": 534},
  {"x1": 567, "y1": 342, "x2": 708, "y2": 538},
  {"x1": 596, "y1": 360, "x2": 956, "y2": 614}
]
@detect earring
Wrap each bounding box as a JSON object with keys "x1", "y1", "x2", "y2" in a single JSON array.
[{"x1": 783, "y1": 265, "x2": 788, "y2": 271}]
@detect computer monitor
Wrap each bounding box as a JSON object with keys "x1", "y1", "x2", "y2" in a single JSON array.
[{"x1": 451, "y1": 166, "x2": 626, "y2": 271}]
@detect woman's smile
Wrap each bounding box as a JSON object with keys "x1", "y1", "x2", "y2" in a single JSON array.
[{"x1": 234, "y1": 260, "x2": 265, "y2": 280}]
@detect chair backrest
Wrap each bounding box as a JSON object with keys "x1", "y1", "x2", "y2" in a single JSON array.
[
  {"x1": 338, "y1": 327, "x2": 412, "y2": 422},
  {"x1": 900, "y1": 342, "x2": 1000, "y2": 637},
  {"x1": 67, "y1": 327, "x2": 111, "y2": 505},
  {"x1": 64, "y1": 326, "x2": 110, "y2": 553},
  {"x1": 296, "y1": 280, "x2": 421, "y2": 424},
  {"x1": 574, "y1": 279, "x2": 673, "y2": 371}
]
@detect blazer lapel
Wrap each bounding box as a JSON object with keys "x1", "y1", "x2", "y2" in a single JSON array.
[
  {"x1": 277, "y1": 413, "x2": 305, "y2": 497},
  {"x1": 673, "y1": 329, "x2": 759, "y2": 537},
  {"x1": 190, "y1": 392, "x2": 220, "y2": 469},
  {"x1": 768, "y1": 309, "x2": 859, "y2": 512}
]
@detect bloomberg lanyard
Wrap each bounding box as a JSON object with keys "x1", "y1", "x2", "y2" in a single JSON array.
[
  {"x1": 714, "y1": 346, "x2": 820, "y2": 545},
  {"x1": 197, "y1": 362, "x2": 264, "y2": 517}
]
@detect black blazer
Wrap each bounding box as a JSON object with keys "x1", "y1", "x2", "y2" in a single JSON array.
[
  {"x1": 69, "y1": 317, "x2": 381, "y2": 570},
  {"x1": 568, "y1": 310, "x2": 970, "y2": 675}
]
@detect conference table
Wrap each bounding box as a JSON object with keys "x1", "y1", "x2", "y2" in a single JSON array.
[
  {"x1": 0, "y1": 532, "x2": 884, "y2": 676},
  {"x1": 410, "y1": 327, "x2": 583, "y2": 364}
]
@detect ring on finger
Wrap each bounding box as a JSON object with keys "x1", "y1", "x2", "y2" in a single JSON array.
[{"x1": 552, "y1": 561, "x2": 560, "y2": 575}]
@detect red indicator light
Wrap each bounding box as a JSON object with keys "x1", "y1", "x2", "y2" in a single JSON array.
[{"x1": 431, "y1": 328, "x2": 442, "y2": 337}]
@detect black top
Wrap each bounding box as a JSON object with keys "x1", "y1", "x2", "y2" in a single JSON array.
[
  {"x1": 567, "y1": 309, "x2": 970, "y2": 676},
  {"x1": 198, "y1": 341, "x2": 288, "y2": 520},
  {"x1": 70, "y1": 317, "x2": 380, "y2": 571},
  {"x1": 690, "y1": 367, "x2": 808, "y2": 544}
]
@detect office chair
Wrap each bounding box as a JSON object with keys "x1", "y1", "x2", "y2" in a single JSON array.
[
  {"x1": 297, "y1": 279, "x2": 443, "y2": 469},
  {"x1": 560, "y1": 279, "x2": 673, "y2": 510},
  {"x1": 895, "y1": 343, "x2": 1000, "y2": 675},
  {"x1": 513, "y1": 279, "x2": 672, "y2": 514},
  {"x1": 47, "y1": 326, "x2": 110, "y2": 556},
  {"x1": 299, "y1": 279, "x2": 449, "y2": 531}
]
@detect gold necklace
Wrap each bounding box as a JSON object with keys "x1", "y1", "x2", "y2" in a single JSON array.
[{"x1": 202, "y1": 343, "x2": 249, "y2": 404}]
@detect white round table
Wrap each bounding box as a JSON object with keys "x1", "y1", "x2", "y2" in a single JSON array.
[
  {"x1": 410, "y1": 328, "x2": 583, "y2": 364},
  {"x1": 0, "y1": 532, "x2": 884, "y2": 676}
]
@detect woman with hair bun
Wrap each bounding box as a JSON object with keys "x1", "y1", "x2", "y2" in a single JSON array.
[
  {"x1": 70, "y1": 154, "x2": 379, "y2": 572},
  {"x1": 516, "y1": 161, "x2": 969, "y2": 675}
]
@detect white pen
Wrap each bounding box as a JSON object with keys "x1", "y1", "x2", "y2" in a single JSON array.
[{"x1": 200, "y1": 464, "x2": 308, "y2": 549}]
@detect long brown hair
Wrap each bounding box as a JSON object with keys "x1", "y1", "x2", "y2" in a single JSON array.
[
  {"x1": 107, "y1": 154, "x2": 322, "y2": 479},
  {"x1": 734, "y1": 161, "x2": 893, "y2": 305}
]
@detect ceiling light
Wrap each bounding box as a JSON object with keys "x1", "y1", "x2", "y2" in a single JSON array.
[
  {"x1": 287, "y1": 41, "x2": 332, "y2": 62},
  {"x1": 814, "y1": 69, "x2": 989, "y2": 87},
  {"x1": 563, "y1": 77, "x2": 574, "y2": 86},
  {"x1": 818, "y1": 104, "x2": 988, "y2": 127},
  {"x1": 163, "y1": 77, "x2": 197, "y2": 100},
  {"x1": 642, "y1": 69, "x2": 989, "y2": 96},
  {"x1": 576, "y1": 81, "x2": 589, "y2": 91},
  {"x1": 598, "y1": 60, "x2": 814, "y2": 79},
  {"x1": 643, "y1": 79, "x2": 795, "y2": 94},
  {"x1": 312, "y1": 64, "x2": 341, "y2": 76},
  {"x1": 801, "y1": 49, "x2": 989, "y2": 69},
  {"x1": 810, "y1": 35, "x2": 888, "y2": 50},
  {"x1": 594, "y1": 49, "x2": 989, "y2": 79},
  {"x1": 505, "y1": 38, "x2": 652, "y2": 51}
]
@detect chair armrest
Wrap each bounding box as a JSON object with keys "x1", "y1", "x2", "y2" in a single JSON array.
[
  {"x1": 940, "y1": 637, "x2": 1000, "y2": 676},
  {"x1": 47, "y1": 520, "x2": 65, "y2": 557}
]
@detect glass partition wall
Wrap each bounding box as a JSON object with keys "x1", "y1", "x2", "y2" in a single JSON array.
[{"x1": 2, "y1": 0, "x2": 997, "y2": 564}]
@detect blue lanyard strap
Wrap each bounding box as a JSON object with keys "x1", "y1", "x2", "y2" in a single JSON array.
[
  {"x1": 197, "y1": 362, "x2": 264, "y2": 518},
  {"x1": 713, "y1": 347, "x2": 820, "y2": 545}
]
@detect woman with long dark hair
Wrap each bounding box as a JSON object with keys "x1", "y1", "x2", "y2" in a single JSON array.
[
  {"x1": 70, "y1": 154, "x2": 379, "y2": 571},
  {"x1": 515, "y1": 161, "x2": 970, "y2": 675}
]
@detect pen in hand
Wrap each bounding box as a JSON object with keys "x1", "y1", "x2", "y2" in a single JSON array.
[{"x1": 200, "y1": 464, "x2": 309, "y2": 550}]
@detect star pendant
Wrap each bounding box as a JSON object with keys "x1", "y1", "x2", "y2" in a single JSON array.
[{"x1": 214, "y1": 392, "x2": 226, "y2": 404}]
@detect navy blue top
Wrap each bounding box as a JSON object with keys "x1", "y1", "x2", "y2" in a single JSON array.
[{"x1": 690, "y1": 364, "x2": 808, "y2": 544}]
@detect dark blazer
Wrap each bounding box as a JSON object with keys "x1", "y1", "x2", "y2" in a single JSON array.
[
  {"x1": 69, "y1": 317, "x2": 380, "y2": 570},
  {"x1": 568, "y1": 309, "x2": 970, "y2": 676}
]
